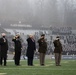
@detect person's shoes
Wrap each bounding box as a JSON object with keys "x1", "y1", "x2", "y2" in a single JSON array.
[
  {"x1": 31, "y1": 65, "x2": 34, "y2": 66},
  {"x1": 0, "y1": 63, "x2": 2, "y2": 66},
  {"x1": 0, "y1": 64, "x2": 2, "y2": 66},
  {"x1": 4, "y1": 65, "x2": 7, "y2": 66},
  {"x1": 16, "y1": 64, "x2": 21, "y2": 66},
  {"x1": 56, "y1": 64, "x2": 61, "y2": 66},
  {"x1": 58, "y1": 65, "x2": 61, "y2": 66},
  {"x1": 56, "y1": 64, "x2": 59, "y2": 66},
  {"x1": 41, "y1": 64, "x2": 44, "y2": 66},
  {"x1": 28, "y1": 64, "x2": 33, "y2": 66}
]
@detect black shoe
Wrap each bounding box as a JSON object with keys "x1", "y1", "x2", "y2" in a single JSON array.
[
  {"x1": 0, "y1": 63, "x2": 2, "y2": 66},
  {"x1": 41, "y1": 64, "x2": 44, "y2": 66},
  {"x1": 56, "y1": 64, "x2": 61, "y2": 66},
  {"x1": 16, "y1": 64, "x2": 20, "y2": 66},
  {"x1": 56, "y1": 64, "x2": 59, "y2": 66},
  {"x1": 0, "y1": 64, "x2": 2, "y2": 66},
  {"x1": 58, "y1": 65, "x2": 61, "y2": 66},
  {"x1": 4, "y1": 65, "x2": 7, "y2": 66},
  {"x1": 28, "y1": 65, "x2": 33, "y2": 66}
]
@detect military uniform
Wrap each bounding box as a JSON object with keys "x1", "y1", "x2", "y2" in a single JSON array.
[
  {"x1": 38, "y1": 38, "x2": 47, "y2": 66},
  {"x1": 0, "y1": 45, "x2": 1, "y2": 65},
  {"x1": 53, "y1": 39, "x2": 62, "y2": 66}
]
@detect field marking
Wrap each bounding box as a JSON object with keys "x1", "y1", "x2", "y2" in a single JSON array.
[
  {"x1": 62, "y1": 61, "x2": 68, "y2": 63},
  {"x1": 0, "y1": 73, "x2": 7, "y2": 75},
  {"x1": 21, "y1": 64, "x2": 54, "y2": 67},
  {"x1": 0, "y1": 68, "x2": 76, "y2": 70}
]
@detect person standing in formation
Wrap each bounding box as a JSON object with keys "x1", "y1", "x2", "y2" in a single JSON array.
[
  {"x1": 38, "y1": 34, "x2": 47, "y2": 66},
  {"x1": 26, "y1": 34, "x2": 36, "y2": 66},
  {"x1": 0, "y1": 45, "x2": 1, "y2": 65},
  {"x1": 12, "y1": 34, "x2": 22, "y2": 66},
  {"x1": 0, "y1": 33, "x2": 8, "y2": 66},
  {"x1": 53, "y1": 36, "x2": 63, "y2": 66}
]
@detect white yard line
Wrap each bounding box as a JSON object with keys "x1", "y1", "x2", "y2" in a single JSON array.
[
  {"x1": 0, "y1": 68, "x2": 76, "y2": 70},
  {"x1": 0, "y1": 73, "x2": 7, "y2": 75}
]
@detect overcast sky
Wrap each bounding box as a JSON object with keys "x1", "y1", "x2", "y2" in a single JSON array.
[{"x1": 0, "y1": 0, "x2": 76, "y2": 28}]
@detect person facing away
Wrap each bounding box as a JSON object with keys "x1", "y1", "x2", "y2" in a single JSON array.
[
  {"x1": 0, "y1": 33, "x2": 8, "y2": 66},
  {"x1": 12, "y1": 34, "x2": 22, "y2": 66},
  {"x1": 26, "y1": 34, "x2": 36, "y2": 66},
  {"x1": 38, "y1": 34, "x2": 47, "y2": 66},
  {"x1": 53, "y1": 36, "x2": 63, "y2": 66}
]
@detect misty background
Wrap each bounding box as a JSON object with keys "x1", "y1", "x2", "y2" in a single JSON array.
[
  {"x1": 0, "y1": 0, "x2": 76, "y2": 28},
  {"x1": 0, "y1": 0, "x2": 76, "y2": 59}
]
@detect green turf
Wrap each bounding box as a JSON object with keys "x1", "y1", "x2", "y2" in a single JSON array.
[{"x1": 0, "y1": 59, "x2": 76, "y2": 75}]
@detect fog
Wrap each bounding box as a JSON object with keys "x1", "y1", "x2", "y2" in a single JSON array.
[{"x1": 0, "y1": 0, "x2": 76, "y2": 28}]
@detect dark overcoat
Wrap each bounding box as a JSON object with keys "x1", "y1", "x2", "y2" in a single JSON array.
[
  {"x1": 12, "y1": 38, "x2": 22, "y2": 53},
  {"x1": 38, "y1": 38, "x2": 47, "y2": 53},
  {"x1": 26, "y1": 38, "x2": 36, "y2": 58},
  {"x1": 53, "y1": 40, "x2": 62, "y2": 53},
  {"x1": 0, "y1": 37, "x2": 8, "y2": 58},
  {"x1": 0, "y1": 45, "x2": 1, "y2": 64}
]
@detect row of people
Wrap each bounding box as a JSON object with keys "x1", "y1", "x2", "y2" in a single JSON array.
[{"x1": 0, "y1": 33, "x2": 63, "y2": 66}]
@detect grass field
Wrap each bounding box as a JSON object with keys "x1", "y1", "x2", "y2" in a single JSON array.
[{"x1": 0, "y1": 59, "x2": 76, "y2": 75}]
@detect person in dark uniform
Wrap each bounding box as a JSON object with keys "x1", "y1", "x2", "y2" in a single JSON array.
[
  {"x1": 26, "y1": 34, "x2": 36, "y2": 66},
  {"x1": 12, "y1": 34, "x2": 22, "y2": 66},
  {"x1": 53, "y1": 36, "x2": 63, "y2": 66},
  {"x1": 38, "y1": 34, "x2": 47, "y2": 66},
  {"x1": 0, "y1": 45, "x2": 1, "y2": 65},
  {"x1": 0, "y1": 33, "x2": 8, "y2": 66}
]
